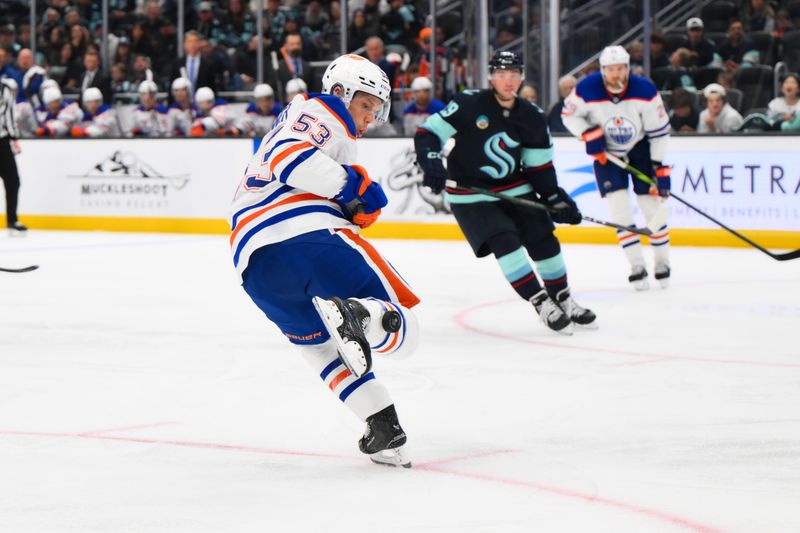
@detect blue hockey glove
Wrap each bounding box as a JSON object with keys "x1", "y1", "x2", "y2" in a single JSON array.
[
  {"x1": 652, "y1": 162, "x2": 671, "y2": 198},
  {"x1": 544, "y1": 187, "x2": 582, "y2": 225},
  {"x1": 336, "y1": 164, "x2": 388, "y2": 228},
  {"x1": 581, "y1": 126, "x2": 607, "y2": 164},
  {"x1": 419, "y1": 151, "x2": 448, "y2": 194}
]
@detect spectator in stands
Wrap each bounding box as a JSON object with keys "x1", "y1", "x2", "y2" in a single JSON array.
[
  {"x1": 716, "y1": 71, "x2": 736, "y2": 90},
  {"x1": 45, "y1": 26, "x2": 68, "y2": 66},
  {"x1": 669, "y1": 88, "x2": 699, "y2": 132},
  {"x1": 685, "y1": 17, "x2": 715, "y2": 67},
  {"x1": 110, "y1": 62, "x2": 131, "y2": 94},
  {"x1": 767, "y1": 73, "x2": 800, "y2": 122},
  {"x1": 194, "y1": 1, "x2": 224, "y2": 43},
  {"x1": 130, "y1": 53, "x2": 153, "y2": 86},
  {"x1": 64, "y1": 8, "x2": 83, "y2": 32},
  {"x1": 0, "y1": 47, "x2": 23, "y2": 88},
  {"x1": 698, "y1": 83, "x2": 743, "y2": 133},
  {"x1": 547, "y1": 74, "x2": 576, "y2": 133},
  {"x1": 15, "y1": 48, "x2": 34, "y2": 81},
  {"x1": 284, "y1": 16, "x2": 318, "y2": 61},
  {"x1": 109, "y1": 0, "x2": 136, "y2": 33},
  {"x1": 53, "y1": 43, "x2": 77, "y2": 86},
  {"x1": 221, "y1": 0, "x2": 255, "y2": 49},
  {"x1": 402, "y1": 76, "x2": 445, "y2": 135},
  {"x1": 142, "y1": 1, "x2": 167, "y2": 57},
  {"x1": 267, "y1": 0, "x2": 288, "y2": 51},
  {"x1": 349, "y1": 9, "x2": 370, "y2": 50},
  {"x1": 172, "y1": 30, "x2": 217, "y2": 93},
  {"x1": 320, "y1": 0, "x2": 342, "y2": 59},
  {"x1": 277, "y1": 32, "x2": 316, "y2": 94},
  {"x1": 381, "y1": 0, "x2": 417, "y2": 48},
  {"x1": 628, "y1": 41, "x2": 644, "y2": 76},
  {"x1": 69, "y1": 24, "x2": 91, "y2": 61},
  {"x1": 366, "y1": 36, "x2": 396, "y2": 87},
  {"x1": 66, "y1": 48, "x2": 112, "y2": 103},
  {"x1": 234, "y1": 34, "x2": 279, "y2": 91},
  {"x1": 129, "y1": 22, "x2": 153, "y2": 60},
  {"x1": 416, "y1": 27, "x2": 450, "y2": 99},
  {"x1": 773, "y1": 10, "x2": 795, "y2": 39},
  {"x1": 716, "y1": 19, "x2": 753, "y2": 72},
  {"x1": 664, "y1": 48, "x2": 698, "y2": 91},
  {"x1": 519, "y1": 83, "x2": 537, "y2": 104},
  {"x1": 362, "y1": 0, "x2": 384, "y2": 36},
  {"x1": 650, "y1": 33, "x2": 669, "y2": 69},
  {"x1": 0, "y1": 26, "x2": 20, "y2": 58},
  {"x1": 744, "y1": 0, "x2": 775, "y2": 32},
  {"x1": 113, "y1": 36, "x2": 132, "y2": 71}
]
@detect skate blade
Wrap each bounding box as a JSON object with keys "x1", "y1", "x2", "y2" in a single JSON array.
[
  {"x1": 312, "y1": 297, "x2": 368, "y2": 377},
  {"x1": 573, "y1": 320, "x2": 599, "y2": 330},
  {"x1": 631, "y1": 279, "x2": 650, "y2": 291},
  {"x1": 7, "y1": 230, "x2": 27, "y2": 238},
  {"x1": 368, "y1": 447, "x2": 412, "y2": 468},
  {"x1": 657, "y1": 278, "x2": 670, "y2": 289},
  {"x1": 551, "y1": 323, "x2": 574, "y2": 336}
]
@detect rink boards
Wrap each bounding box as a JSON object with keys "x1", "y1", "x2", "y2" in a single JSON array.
[{"x1": 5, "y1": 135, "x2": 799, "y2": 249}]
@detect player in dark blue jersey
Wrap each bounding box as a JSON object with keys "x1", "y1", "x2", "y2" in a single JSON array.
[{"x1": 414, "y1": 51, "x2": 597, "y2": 335}]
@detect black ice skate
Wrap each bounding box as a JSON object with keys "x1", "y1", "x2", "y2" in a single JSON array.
[
  {"x1": 531, "y1": 290, "x2": 573, "y2": 335},
  {"x1": 628, "y1": 265, "x2": 649, "y2": 291},
  {"x1": 312, "y1": 296, "x2": 372, "y2": 378},
  {"x1": 359, "y1": 405, "x2": 411, "y2": 468},
  {"x1": 7, "y1": 221, "x2": 27, "y2": 237},
  {"x1": 556, "y1": 290, "x2": 598, "y2": 329},
  {"x1": 654, "y1": 263, "x2": 671, "y2": 289}
]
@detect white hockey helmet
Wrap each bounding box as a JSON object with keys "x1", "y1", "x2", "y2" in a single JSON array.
[
  {"x1": 253, "y1": 83, "x2": 274, "y2": 99},
  {"x1": 195, "y1": 86, "x2": 215, "y2": 103},
  {"x1": 285, "y1": 77, "x2": 308, "y2": 96},
  {"x1": 42, "y1": 86, "x2": 63, "y2": 105},
  {"x1": 599, "y1": 45, "x2": 630, "y2": 68},
  {"x1": 171, "y1": 76, "x2": 192, "y2": 96},
  {"x1": 138, "y1": 69, "x2": 158, "y2": 94},
  {"x1": 410, "y1": 76, "x2": 433, "y2": 92},
  {"x1": 321, "y1": 54, "x2": 392, "y2": 122},
  {"x1": 82, "y1": 87, "x2": 103, "y2": 104}
]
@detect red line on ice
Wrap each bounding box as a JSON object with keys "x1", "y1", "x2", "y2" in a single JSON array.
[{"x1": 454, "y1": 299, "x2": 800, "y2": 369}]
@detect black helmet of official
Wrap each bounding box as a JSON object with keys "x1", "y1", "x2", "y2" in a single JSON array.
[{"x1": 489, "y1": 50, "x2": 523, "y2": 74}]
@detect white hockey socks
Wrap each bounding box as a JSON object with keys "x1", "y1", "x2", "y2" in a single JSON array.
[
  {"x1": 296, "y1": 340, "x2": 393, "y2": 421},
  {"x1": 636, "y1": 194, "x2": 670, "y2": 267},
  {"x1": 357, "y1": 298, "x2": 420, "y2": 361},
  {"x1": 606, "y1": 190, "x2": 645, "y2": 268}
]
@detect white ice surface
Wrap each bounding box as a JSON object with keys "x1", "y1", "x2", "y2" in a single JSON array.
[{"x1": 1, "y1": 231, "x2": 799, "y2": 533}]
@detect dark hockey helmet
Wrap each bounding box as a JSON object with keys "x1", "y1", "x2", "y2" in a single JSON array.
[{"x1": 489, "y1": 50, "x2": 523, "y2": 74}]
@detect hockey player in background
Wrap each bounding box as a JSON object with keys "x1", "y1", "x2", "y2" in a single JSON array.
[
  {"x1": 35, "y1": 86, "x2": 83, "y2": 137},
  {"x1": 190, "y1": 87, "x2": 241, "y2": 136},
  {"x1": 237, "y1": 83, "x2": 281, "y2": 138},
  {"x1": 562, "y1": 45, "x2": 672, "y2": 289},
  {"x1": 130, "y1": 72, "x2": 168, "y2": 137},
  {"x1": 70, "y1": 88, "x2": 121, "y2": 138},
  {"x1": 402, "y1": 76, "x2": 445, "y2": 136},
  {"x1": 230, "y1": 54, "x2": 420, "y2": 467},
  {"x1": 414, "y1": 51, "x2": 596, "y2": 335},
  {"x1": 166, "y1": 76, "x2": 197, "y2": 136}
]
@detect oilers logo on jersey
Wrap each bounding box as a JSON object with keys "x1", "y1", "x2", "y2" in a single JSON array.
[{"x1": 603, "y1": 116, "x2": 637, "y2": 145}]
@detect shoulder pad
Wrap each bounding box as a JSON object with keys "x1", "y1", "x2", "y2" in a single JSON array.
[
  {"x1": 575, "y1": 72, "x2": 608, "y2": 102},
  {"x1": 156, "y1": 104, "x2": 168, "y2": 114},
  {"x1": 246, "y1": 102, "x2": 257, "y2": 113},
  {"x1": 624, "y1": 75, "x2": 658, "y2": 100},
  {"x1": 309, "y1": 94, "x2": 357, "y2": 138}
]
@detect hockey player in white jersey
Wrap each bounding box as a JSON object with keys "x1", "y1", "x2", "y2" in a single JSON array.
[
  {"x1": 230, "y1": 54, "x2": 420, "y2": 467},
  {"x1": 130, "y1": 73, "x2": 168, "y2": 137},
  {"x1": 562, "y1": 45, "x2": 672, "y2": 289},
  {"x1": 189, "y1": 87, "x2": 241, "y2": 136},
  {"x1": 70, "y1": 88, "x2": 121, "y2": 138},
  {"x1": 237, "y1": 83, "x2": 281, "y2": 138},
  {"x1": 166, "y1": 76, "x2": 197, "y2": 136},
  {"x1": 34, "y1": 86, "x2": 83, "y2": 137}
]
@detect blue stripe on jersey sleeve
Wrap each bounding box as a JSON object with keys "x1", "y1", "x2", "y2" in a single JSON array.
[
  {"x1": 262, "y1": 138, "x2": 299, "y2": 164},
  {"x1": 233, "y1": 205, "x2": 346, "y2": 266},
  {"x1": 230, "y1": 184, "x2": 293, "y2": 230},
  {"x1": 278, "y1": 147, "x2": 318, "y2": 184}
]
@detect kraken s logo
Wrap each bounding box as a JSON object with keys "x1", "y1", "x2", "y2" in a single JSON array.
[{"x1": 480, "y1": 133, "x2": 520, "y2": 179}]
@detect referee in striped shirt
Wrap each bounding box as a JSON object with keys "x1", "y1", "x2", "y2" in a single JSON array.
[{"x1": 1, "y1": 77, "x2": 26, "y2": 234}]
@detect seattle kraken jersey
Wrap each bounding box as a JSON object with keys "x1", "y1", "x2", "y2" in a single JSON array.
[
  {"x1": 562, "y1": 72, "x2": 670, "y2": 161},
  {"x1": 418, "y1": 90, "x2": 556, "y2": 204},
  {"x1": 229, "y1": 93, "x2": 358, "y2": 278}
]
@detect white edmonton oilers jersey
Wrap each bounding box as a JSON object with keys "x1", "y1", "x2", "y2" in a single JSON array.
[
  {"x1": 562, "y1": 72, "x2": 670, "y2": 161},
  {"x1": 229, "y1": 93, "x2": 358, "y2": 277}
]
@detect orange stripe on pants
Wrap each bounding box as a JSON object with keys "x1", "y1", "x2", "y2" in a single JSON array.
[{"x1": 338, "y1": 228, "x2": 420, "y2": 309}]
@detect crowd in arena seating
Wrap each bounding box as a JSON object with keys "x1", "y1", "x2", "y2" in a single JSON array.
[{"x1": 0, "y1": 0, "x2": 797, "y2": 138}]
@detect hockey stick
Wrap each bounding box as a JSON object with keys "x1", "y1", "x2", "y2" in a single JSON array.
[
  {"x1": 0, "y1": 265, "x2": 39, "y2": 273},
  {"x1": 444, "y1": 180, "x2": 653, "y2": 236},
  {"x1": 605, "y1": 153, "x2": 800, "y2": 261}
]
